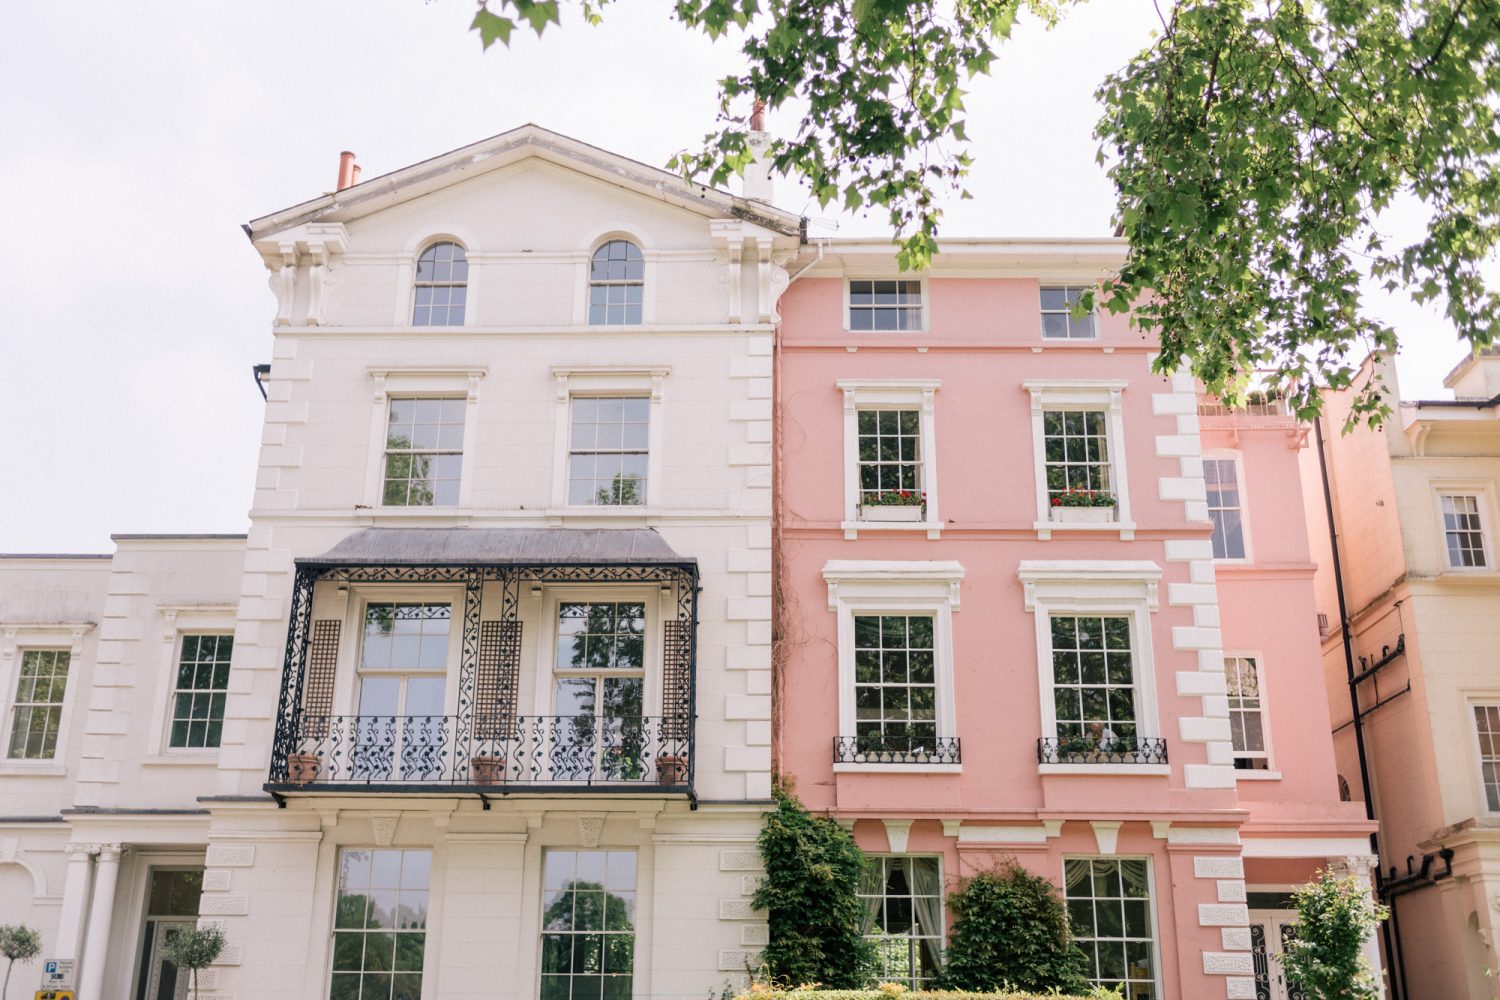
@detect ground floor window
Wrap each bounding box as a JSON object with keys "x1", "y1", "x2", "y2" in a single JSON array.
[
  {"x1": 859, "y1": 856, "x2": 943, "y2": 988},
  {"x1": 1064, "y1": 858, "x2": 1156, "y2": 1000},
  {"x1": 331, "y1": 848, "x2": 431, "y2": 1000},
  {"x1": 541, "y1": 850, "x2": 637, "y2": 1000}
]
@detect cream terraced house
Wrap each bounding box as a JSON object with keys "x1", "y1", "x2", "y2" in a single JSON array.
[{"x1": 0, "y1": 126, "x2": 795, "y2": 1000}]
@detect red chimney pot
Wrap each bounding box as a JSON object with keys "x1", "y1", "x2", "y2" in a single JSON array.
[
  {"x1": 336, "y1": 151, "x2": 357, "y2": 192},
  {"x1": 749, "y1": 100, "x2": 766, "y2": 133}
]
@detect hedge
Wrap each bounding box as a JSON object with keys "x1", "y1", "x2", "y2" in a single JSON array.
[{"x1": 738, "y1": 989, "x2": 1119, "y2": 1000}]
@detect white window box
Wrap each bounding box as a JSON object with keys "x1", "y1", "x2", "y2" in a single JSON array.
[
  {"x1": 1049, "y1": 506, "x2": 1116, "y2": 524},
  {"x1": 861, "y1": 505, "x2": 925, "y2": 523}
]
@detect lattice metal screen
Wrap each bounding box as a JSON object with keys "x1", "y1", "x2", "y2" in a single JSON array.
[
  {"x1": 473, "y1": 620, "x2": 521, "y2": 740},
  {"x1": 302, "y1": 619, "x2": 342, "y2": 737},
  {"x1": 662, "y1": 620, "x2": 691, "y2": 740}
]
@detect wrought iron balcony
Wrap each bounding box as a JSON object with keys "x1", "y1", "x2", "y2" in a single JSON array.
[
  {"x1": 272, "y1": 714, "x2": 692, "y2": 791},
  {"x1": 1036, "y1": 736, "x2": 1169, "y2": 766},
  {"x1": 833, "y1": 735, "x2": 962, "y2": 766}
]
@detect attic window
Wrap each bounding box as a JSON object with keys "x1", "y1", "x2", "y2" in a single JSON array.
[
  {"x1": 413, "y1": 241, "x2": 468, "y2": 326},
  {"x1": 589, "y1": 240, "x2": 644, "y2": 325}
]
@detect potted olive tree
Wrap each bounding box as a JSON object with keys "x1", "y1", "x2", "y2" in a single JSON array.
[
  {"x1": 0, "y1": 924, "x2": 41, "y2": 1000},
  {"x1": 162, "y1": 924, "x2": 226, "y2": 999}
]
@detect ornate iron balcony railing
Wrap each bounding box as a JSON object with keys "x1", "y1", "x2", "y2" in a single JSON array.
[
  {"x1": 271, "y1": 713, "x2": 692, "y2": 791},
  {"x1": 1036, "y1": 736, "x2": 1169, "y2": 766},
  {"x1": 833, "y1": 735, "x2": 962, "y2": 765}
]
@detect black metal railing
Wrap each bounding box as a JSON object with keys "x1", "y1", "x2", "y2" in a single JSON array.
[
  {"x1": 272, "y1": 714, "x2": 692, "y2": 789},
  {"x1": 1036, "y1": 736, "x2": 1169, "y2": 766},
  {"x1": 834, "y1": 735, "x2": 962, "y2": 765}
]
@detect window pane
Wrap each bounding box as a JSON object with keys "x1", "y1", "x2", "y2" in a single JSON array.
[
  {"x1": 412, "y1": 243, "x2": 468, "y2": 326},
  {"x1": 569, "y1": 397, "x2": 649, "y2": 505},
  {"x1": 169, "y1": 635, "x2": 233, "y2": 748},
  {"x1": 1066, "y1": 858, "x2": 1156, "y2": 999},
  {"x1": 858, "y1": 856, "x2": 943, "y2": 988},
  {"x1": 332, "y1": 850, "x2": 431, "y2": 1000}
]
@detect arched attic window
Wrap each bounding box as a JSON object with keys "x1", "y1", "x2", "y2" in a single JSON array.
[
  {"x1": 588, "y1": 240, "x2": 644, "y2": 325},
  {"x1": 412, "y1": 241, "x2": 468, "y2": 326}
]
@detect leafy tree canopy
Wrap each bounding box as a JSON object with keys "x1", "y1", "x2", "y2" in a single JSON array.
[
  {"x1": 1281, "y1": 870, "x2": 1388, "y2": 1000},
  {"x1": 469, "y1": 0, "x2": 1498, "y2": 423}
]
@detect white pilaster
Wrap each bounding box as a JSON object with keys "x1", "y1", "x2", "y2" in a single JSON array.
[{"x1": 78, "y1": 843, "x2": 122, "y2": 1000}]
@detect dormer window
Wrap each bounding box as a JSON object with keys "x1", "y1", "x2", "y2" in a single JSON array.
[
  {"x1": 589, "y1": 240, "x2": 644, "y2": 325},
  {"x1": 412, "y1": 241, "x2": 468, "y2": 326}
]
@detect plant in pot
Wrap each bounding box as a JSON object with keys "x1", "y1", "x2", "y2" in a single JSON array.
[
  {"x1": 655, "y1": 752, "x2": 688, "y2": 785},
  {"x1": 470, "y1": 753, "x2": 506, "y2": 785},
  {"x1": 860, "y1": 489, "x2": 926, "y2": 522},
  {"x1": 1049, "y1": 487, "x2": 1117, "y2": 523},
  {"x1": 286, "y1": 750, "x2": 323, "y2": 785},
  {"x1": 1056, "y1": 731, "x2": 1099, "y2": 763}
]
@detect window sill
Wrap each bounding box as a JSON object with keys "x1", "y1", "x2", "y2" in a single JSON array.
[
  {"x1": 0, "y1": 762, "x2": 66, "y2": 777},
  {"x1": 841, "y1": 520, "x2": 942, "y2": 540},
  {"x1": 1234, "y1": 769, "x2": 1283, "y2": 781},
  {"x1": 368, "y1": 506, "x2": 471, "y2": 519},
  {"x1": 1436, "y1": 568, "x2": 1500, "y2": 583},
  {"x1": 1034, "y1": 520, "x2": 1136, "y2": 541},
  {"x1": 142, "y1": 753, "x2": 219, "y2": 767},
  {"x1": 1037, "y1": 763, "x2": 1170, "y2": 777},
  {"x1": 833, "y1": 762, "x2": 962, "y2": 774}
]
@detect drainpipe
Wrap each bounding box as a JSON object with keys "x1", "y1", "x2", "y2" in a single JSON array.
[{"x1": 1314, "y1": 413, "x2": 1402, "y2": 1000}]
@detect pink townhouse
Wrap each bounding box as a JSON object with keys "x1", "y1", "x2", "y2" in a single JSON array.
[{"x1": 773, "y1": 238, "x2": 1378, "y2": 1000}]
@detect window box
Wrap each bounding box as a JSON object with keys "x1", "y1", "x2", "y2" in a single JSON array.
[
  {"x1": 861, "y1": 505, "x2": 925, "y2": 523},
  {"x1": 1049, "y1": 505, "x2": 1115, "y2": 524}
]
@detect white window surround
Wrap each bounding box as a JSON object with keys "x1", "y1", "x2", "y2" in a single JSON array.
[
  {"x1": 550, "y1": 366, "x2": 669, "y2": 511},
  {"x1": 1467, "y1": 697, "x2": 1500, "y2": 816},
  {"x1": 823, "y1": 560, "x2": 963, "y2": 773},
  {"x1": 1018, "y1": 561, "x2": 1165, "y2": 775},
  {"x1": 1024, "y1": 380, "x2": 1133, "y2": 540},
  {"x1": 0, "y1": 622, "x2": 91, "y2": 775},
  {"x1": 394, "y1": 229, "x2": 481, "y2": 326},
  {"x1": 1224, "y1": 649, "x2": 1280, "y2": 781},
  {"x1": 143, "y1": 604, "x2": 238, "y2": 763},
  {"x1": 843, "y1": 276, "x2": 929, "y2": 333},
  {"x1": 1432, "y1": 482, "x2": 1496, "y2": 573},
  {"x1": 573, "y1": 227, "x2": 659, "y2": 326},
  {"x1": 838, "y1": 380, "x2": 942, "y2": 539},
  {"x1": 1202, "y1": 450, "x2": 1253, "y2": 563},
  {"x1": 333, "y1": 586, "x2": 467, "y2": 719},
  {"x1": 363, "y1": 366, "x2": 486, "y2": 513},
  {"x1": 529, "y1": 585, "x2": 662, "y2": 717}
]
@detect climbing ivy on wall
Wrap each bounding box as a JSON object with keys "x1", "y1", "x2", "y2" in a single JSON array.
[{"x1": 753, "y1": 786, "x2": 876, "y2": 987}]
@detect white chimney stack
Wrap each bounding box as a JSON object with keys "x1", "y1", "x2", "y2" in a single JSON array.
[{"x1": 741, "y1": 100, "x2": 774, "y2": 203}]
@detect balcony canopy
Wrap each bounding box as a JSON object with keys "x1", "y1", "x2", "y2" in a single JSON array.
[{"x1": 297, "y1": 527, "x2": 694, "y2": 570}]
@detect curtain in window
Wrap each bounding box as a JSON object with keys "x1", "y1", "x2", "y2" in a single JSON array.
[
  {"x1": 860, "y1": 862, "x2": 884, "y2": 933},
  {"x1": 910, "y1": 858, "x2": 944, "y2": 964}
]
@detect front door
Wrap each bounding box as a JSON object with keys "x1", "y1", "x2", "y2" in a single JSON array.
[
  {"x1": 1249, "y1": 911, "x2": 1306, "y2": 1000},
  {"x1": 134, "y1": 868, "x2": 203, "y2": 1000}
]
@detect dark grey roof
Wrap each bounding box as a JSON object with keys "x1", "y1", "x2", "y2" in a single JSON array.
[{"x1": 298, "y1": 527, "x2": 692, "y2": 568}]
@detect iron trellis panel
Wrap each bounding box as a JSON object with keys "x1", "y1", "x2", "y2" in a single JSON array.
[
  {"x1": 301, "y1": 620, "x2": 342, "y2": 738},
  {"x1": 661, "y1": 620, "x2": 692, "y2": 741},
  {"x1": 474, "y1": 620, "x2": 522, "y2": 740}
]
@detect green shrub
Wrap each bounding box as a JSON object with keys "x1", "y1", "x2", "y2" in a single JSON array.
[
  {"x1": 736, "y1": 989, "x2": 1117, "y2": 1000},
  {"x1": 936, "y1": 863, "x2": 1091, "y2": 994},
  {"x1": 1282, "y1": 871, "x2": 1388, "y2": 1000},
  {"x1": 752, "y1": 787, "x2": 875, "y2": 987}
]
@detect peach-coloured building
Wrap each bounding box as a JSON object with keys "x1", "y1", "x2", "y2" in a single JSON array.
[
  {"x1": 775, "y1": 240, "x2": 1377, "y2": 1000},
  {"x1": 1305, "y1": 350, "x2": 1500, "y2": 1000}
]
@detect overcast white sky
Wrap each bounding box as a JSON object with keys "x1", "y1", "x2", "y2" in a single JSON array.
[{"x1": 0, "y1": 1, "x2": 1474, "y2": 552}]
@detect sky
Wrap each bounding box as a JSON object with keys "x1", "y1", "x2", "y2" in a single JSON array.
[{"x1": 0, "y1": 0, "x2": 1477, "y2": 552}]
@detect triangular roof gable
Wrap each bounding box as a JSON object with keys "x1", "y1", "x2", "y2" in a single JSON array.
[{"x1": 245, "y1": 124, "x2": 802, "y2": 242}]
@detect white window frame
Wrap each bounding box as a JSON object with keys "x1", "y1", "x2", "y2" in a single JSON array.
[
  {"x1": 1062, "y1": 854, "x2": 1163, "y2": 999},
  {"x1": 843, "y1": 276, "x2": 929, "y2": 333},
  {"x1": 410, "y1": 239, "x2": 471, "y2": 328},
  {"x1": 1467, "y1": 698, "x2": 1500, "y2": 816},
  {"x1": 395, "y1": 229, "x2": 479, "y2": 326},
  {"x1": 1019, "y1": 561, "x2": 1165, "y2": 775},
  {"x1": 1039, "y1": 284, "x2": 1099, "y2": 341},
  {"x1": 1432, "y1": 483, "x2": 1495, "y2": 573},
  {"x1": 1024, "y1": 380, "x2": 1133, "y2": 540},
  {"x1": 1223, "y1": 650, "x2": 1280, "y2": 780},
  {"x1": 823, "y1": 560, "x2": 964, "y2": 773},
  {"x1": 1203, "y1": 450, "x2": 1253, "y2": 563},
  {"x1": 535, "y1": 586, "x2": 662, "y2": 720},
  {"x1": 0, "y1": 624, "x2": 89, "y2": 774},
  {"x1": 860, "y1": 853, "x2": 947, "y2": 988},
  {"x1": 550, "y1": 366, "x2": 669, "y2": 512},
  {"x1": 364, "y1": 366, "x2": 486, "y2": 512},
  {"x1": 335, "y1": 586, "x2": 467, "y2": 721},
  {"x1": 838, "y1": 380, "x2": 942, "y2": 539},
  {"x1": 145, "y1": 604, "x2": 238, "y2": 762}
]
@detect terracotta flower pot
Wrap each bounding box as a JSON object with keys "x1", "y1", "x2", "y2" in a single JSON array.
[
  {"x1": 286, "y1": 752, "x2": 322, "y2": 785},
  {"x1": 471, "y1": 754, "x2": 506, "y2": 785},
  {"x1": 656, "y1": 754, "x2": 688, "y2": 786}
]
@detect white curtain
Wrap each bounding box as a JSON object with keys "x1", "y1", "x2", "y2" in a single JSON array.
[{"x1": 910, "y1": 857, "x2": 945, "y2": 967}]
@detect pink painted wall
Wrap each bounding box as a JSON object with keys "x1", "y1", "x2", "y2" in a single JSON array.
[{"x1": 776, "y1": 270, "x2": 1373, "y2": 999}]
